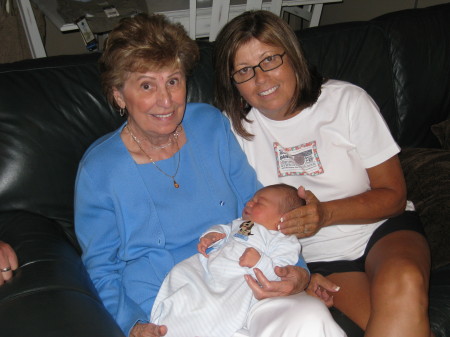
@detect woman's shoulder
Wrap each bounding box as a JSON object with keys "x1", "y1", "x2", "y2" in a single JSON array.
[
  {"x1": 184, "y1": 102, "x2": 229, "y2": 129},
  {"x1": 185, "y1": 102, "x2": 223, "y2": 119},
  {"x1": 79, "y1": 125, "x2": 126, "y2": 169},
  {"x1": 322, "y1": 79, "x2": 369, "y2": 97}
]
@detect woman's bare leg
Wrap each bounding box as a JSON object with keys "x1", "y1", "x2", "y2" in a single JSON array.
[
  {"x1": 364, "y1": 230, "x2": 432, "y2": 337},
  {"x1": 326, "y1": 230, "x2": 432, "y2": 337},
  {"x1": 327, "y1": 271, "x2": 371, "y2": 330}
]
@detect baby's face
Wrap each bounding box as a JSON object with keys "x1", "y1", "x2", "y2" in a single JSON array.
[{"x1": 242, "y1": 189, "x2": 283, "y2": 230}]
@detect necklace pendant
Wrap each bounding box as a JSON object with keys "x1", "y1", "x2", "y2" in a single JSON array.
[{"x1": 173, "y1": 180, "x2": 180, "y2": 188}]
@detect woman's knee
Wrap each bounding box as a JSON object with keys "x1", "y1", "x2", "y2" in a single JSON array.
[{"x1": 371, "y1": 257, "x2": 429, "y2": 307}]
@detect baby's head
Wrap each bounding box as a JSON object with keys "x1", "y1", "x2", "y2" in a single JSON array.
[{"x1": 242, "y1": 184, "x2": 305, "y2": 230}]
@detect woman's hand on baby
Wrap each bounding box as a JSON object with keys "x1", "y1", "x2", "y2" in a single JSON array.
[
  {"x1": 278, "y1": 186, "x2": 328, "y2": 238},
  {"x1": 197, "y1": 232, "x2": 226, "y2": 257},
  {"x1": 306, "y1": 273, "x2": 341, "y2": 308},
  {"x1": 239, "y1": 247, "x2": 261, "y2": 267},
  {"x1": 245, "y1": 265, "x2": 309, "y2": 300},
  {"x1": 130, "y1": 322, "x2": 167, "y2": 337}
]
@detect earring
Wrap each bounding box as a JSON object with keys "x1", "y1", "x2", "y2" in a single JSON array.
[
  {"x1": 119, "y1": 108, "x2": 126, "y2": 117},
  {"x1": 240, "y1": 97, "x2": 250, "y2": 110}
]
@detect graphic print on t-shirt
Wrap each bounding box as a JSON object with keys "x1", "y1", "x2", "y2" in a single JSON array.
[{"x1": 274, "y1": 141, "x2": 324, "y2": 177}]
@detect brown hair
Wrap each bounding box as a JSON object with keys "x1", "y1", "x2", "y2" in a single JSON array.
[
  {"x1": 261, "y1": 183, "x2": 305, "y2": 215},
  {"x1": 213, "y1": 10, "x2": 323, "y2": 139},
  {"x1": 99, "y1": 13, "x2": 199, "y2": 110}
]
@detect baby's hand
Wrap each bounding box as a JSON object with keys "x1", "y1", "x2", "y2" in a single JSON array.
[
  {"x1": 239, "y1": 247, "x2": 261, "y2": 268},
  {"x1": 197, "y1": 232, "x2": 226, "y2": 257}
]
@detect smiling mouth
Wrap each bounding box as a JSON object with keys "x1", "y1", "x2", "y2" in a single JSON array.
[
  {"x1": 259, "y1": 85, "x2": 279, "y2": 96},
  {"x1": 153, "y1": 112, "x2": 174, "y2": 118}
]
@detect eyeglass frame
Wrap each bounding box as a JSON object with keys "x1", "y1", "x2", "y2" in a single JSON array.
[{"x1": 231, "y1": 52, "x2": 286, "y2": 84}]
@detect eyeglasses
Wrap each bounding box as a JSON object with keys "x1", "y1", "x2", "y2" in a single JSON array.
[{"x1": 231, "y1": 52, "x2": 286, "y2": 84}]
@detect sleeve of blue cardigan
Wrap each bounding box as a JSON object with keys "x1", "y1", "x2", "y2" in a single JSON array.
[
  {"x1": 74, "y1": 166, "x2": 148, "y2": 336},
  {"x1": 296, "y1": 253, "x2": 310, "y2": 274}
]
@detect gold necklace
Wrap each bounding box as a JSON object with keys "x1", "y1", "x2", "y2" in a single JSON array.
[
  {"x1": 146, "y1": 128, "x2": 181, "y2": 150},
  {"x1": 126, "y1": 124, "x2": 181, "y2": 188}
]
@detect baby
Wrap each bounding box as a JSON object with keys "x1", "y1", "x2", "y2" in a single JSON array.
[{"x1": 151, "y1": 183, "x2": 307, "y2": 337}]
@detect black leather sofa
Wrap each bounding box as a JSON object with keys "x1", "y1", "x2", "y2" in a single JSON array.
[{"x1": 0, "y1": 4, "x2": 449, "y2": 337}]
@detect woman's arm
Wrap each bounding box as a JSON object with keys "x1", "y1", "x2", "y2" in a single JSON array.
[
  {"x1": 75, "y1": 166, "x2": 148, "y2": 335},
  {"x1": 278, "y1": 155, "x2": 407, "y2": 237},
  {"x1": 249, "y1": 155, "x2": 406, "y2": 299}
]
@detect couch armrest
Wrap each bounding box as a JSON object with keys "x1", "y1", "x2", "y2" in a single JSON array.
[
  {"x1": 0, "y1": 211, "x2": 125, "y2": 337},
  {"x1": 399, "y1": 148, "x2": 450, "y2": 270}
]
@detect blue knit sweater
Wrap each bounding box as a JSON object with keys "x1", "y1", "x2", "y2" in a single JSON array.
[{"x1": 75, "y1": 103, "x2": 262, "y2": 335}]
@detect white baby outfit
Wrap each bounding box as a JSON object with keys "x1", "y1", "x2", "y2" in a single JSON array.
[{"x1": 150, "y1": 218, "x2": 300, "y2": 337}]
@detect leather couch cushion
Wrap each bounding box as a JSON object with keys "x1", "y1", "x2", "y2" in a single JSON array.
[
  {"x1": 0, "y1": 211, "x2": 125, "y2": 337},
  {"x1": 373, "y1": 4, "x2": 450, "y2": 148},
  {"x1": 0, "y1": 54, "x2": 120, "y2": 234},
  {"x1": 0, "y1": 291, "x2": 124, "y2": 337}
]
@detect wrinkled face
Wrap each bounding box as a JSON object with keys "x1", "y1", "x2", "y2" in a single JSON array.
[
  {"x1": 242, "y1": 188, "x2": 283, "y2": 230},
  {"x1": 233, "y1": 38, "x2": 297, "y2": 121},
  {"x1": 113, "y1": 66, "x2": 186, "y2": 136}
]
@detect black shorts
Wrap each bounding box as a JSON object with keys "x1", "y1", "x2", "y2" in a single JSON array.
[{"x1": 307, "y1": 211, "x2": 426, "y2": 276}]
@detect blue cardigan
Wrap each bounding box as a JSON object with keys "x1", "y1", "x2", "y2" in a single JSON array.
[{"x1": 75, "y1": 103, "x2": 262, "y2": 335}]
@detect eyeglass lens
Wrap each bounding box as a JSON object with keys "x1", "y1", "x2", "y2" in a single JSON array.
[{"x1": 232, "y1": 53, "x2": 285, "y2": 84}]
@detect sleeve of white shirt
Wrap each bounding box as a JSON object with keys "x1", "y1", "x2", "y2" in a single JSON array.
[{"x1": 349, "y1": 88, "x2": 400, "y2": 168}]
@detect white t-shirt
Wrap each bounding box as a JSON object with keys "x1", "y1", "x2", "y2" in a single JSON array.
[{"x1": 232, "y1": 80, "x2": 401, "y2": 262}]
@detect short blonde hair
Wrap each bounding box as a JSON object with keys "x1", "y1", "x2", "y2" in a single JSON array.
[{"x1": 99, "y1": 13, "x2": 199, "y2": 109}]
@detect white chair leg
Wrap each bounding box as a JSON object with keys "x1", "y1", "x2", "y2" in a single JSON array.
[
  {"x1": 189, "y1": 0, "x2": 197, "y2": 39},
  {"x1": 209, "y1": 0, "x2": 230, "y2": 42},
  {"x1": 15, "y1": 0, "x2": 46, "y2": 58},
  {"x1": 270, "y1": 1, "x2": 283, "y2": 16},
  {"x1": 309, "y1": 4, "x2": 323, "y2": 27},
  {"x1": 246, "y1": 0, "x2": 263, "y2": 11},
  {"x1": 280, "y1": 3, "x2": 324, "y2": 28}
]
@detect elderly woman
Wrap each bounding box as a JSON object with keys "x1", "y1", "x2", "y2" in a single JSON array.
[
  {"x1": 74, "y1": 13, "x2": 344, "y2": 337},
  {"x1": 214, "y1": 10, "x2": 433, "y2": 337}
]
